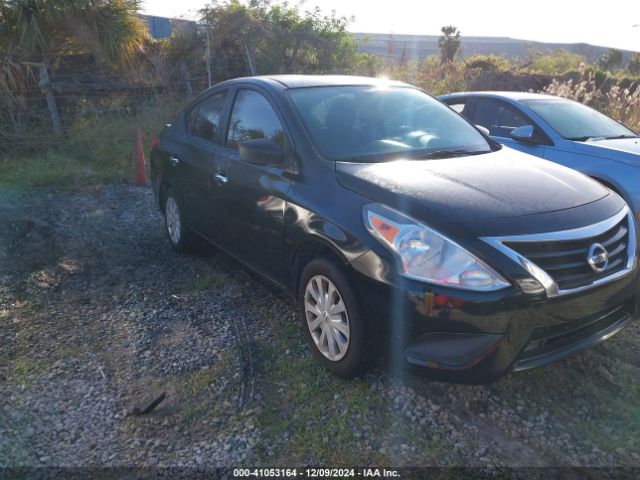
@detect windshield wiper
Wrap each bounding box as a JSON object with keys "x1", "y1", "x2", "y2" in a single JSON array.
[
  {"x1": 567, "y1": 136, "x2": 604, "y2": 142},
  {"x1": 417, "y1": 149, "x2": 488, "y2": 159},
  {"x1": 340, "y1": 149, "x2": 488, "y2": 163},
  {"x1": 602, "y1": 134, "x2": 640, "y2": 140},
  {"x1": 568, "y1": 134, "x2": 639, "y2": 142}
]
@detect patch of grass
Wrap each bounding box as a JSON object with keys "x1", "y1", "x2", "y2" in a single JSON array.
[
  {"x1": 177, "y1": 403, "x2": 203, "y2": 424},
  {"x1": 9, "y1": 355, "x2": 47, "y2": 383},
  {"x1": 570, "y1": 370, "x2": 640, "y2": 454},
  {"x1": 173, "y1": 352, "x2": 237, "y2": 426},
  {"x1": 185, "y1": 272, "x2": 229, "y2": 293},
  {"x1": 53, "y1": 343, "x2": 86, "y2": 360},
  {"x1": 500, "y1": 343, "x2": 640, "y2": 458},
  {"x1": 0, "y1": 96, "x2": 187, "y2": 189},
  {"x1": 181, "y1": 354, "x2": 233, "y2": 399},
  {"x1": 255, "y1": 356, "x2": 368, "y2": 462},
  {"x1": 251, "y1": 322, "x2": 449, "y2": 466},
  {"x1": 0, "y1": 147, "x2": 130, "y2": 189}
]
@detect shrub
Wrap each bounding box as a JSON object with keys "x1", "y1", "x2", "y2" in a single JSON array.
[
  {"x1": 543, "y1": 73, "x2": 640, "y2": 130},
  {"x1": 464, "y1": 54, "x2": 512, "y2": 72},
  {"x1": 525, "y1": 49, "x2": 586, "y2": 75},
  {"x1": 0, "y1": 95, "x2": 186, "y2": 188},
  {"x1": 628, "y1": 53, "x2": 640, "y2": 77},
  {"x1": 384, "y1": 55, "x2": 468, "y2": 96}
]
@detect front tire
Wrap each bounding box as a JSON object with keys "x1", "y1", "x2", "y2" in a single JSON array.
[
  {"x1": 163, "y1": 188, "x2": 196, "y2": 253},
  {"x1": 298, "y1": 258, "x2": 368, "y2": 378}
]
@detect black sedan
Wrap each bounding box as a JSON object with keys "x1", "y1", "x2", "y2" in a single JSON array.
[{"x1": 150, "y1": 75, "x2": 639, "y2": 383}]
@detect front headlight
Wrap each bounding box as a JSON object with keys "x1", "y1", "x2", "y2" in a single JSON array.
[{"x1": 364, "y1": 203, "x2": 510, "y2": 291}]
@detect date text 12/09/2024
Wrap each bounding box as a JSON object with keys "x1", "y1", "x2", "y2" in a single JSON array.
[{"x1": 233, "y1": 468, "x2": 401, "y2": 478}]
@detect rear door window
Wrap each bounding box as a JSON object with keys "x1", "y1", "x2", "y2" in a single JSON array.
[
  {"x1": 472, "y1": 98, "x2": 529, "y2": 137},
  {"x1": 189, "y1": 91, "x2": 229, "y2": 145}
]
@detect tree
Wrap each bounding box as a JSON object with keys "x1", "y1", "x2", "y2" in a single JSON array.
[
  {"x1": 464, "y1": 54, "x2": 511, "y2": 72},
  {"x1": 598, "y1": 48, "x2": 623, "y2": 71},
  {"x1": 1, "y1": 0, "x2": 147, "y2": 65},
  {"x1": 525, "y1": 49, "x2": 585, "y2": 75},
  {"x1": 628, "y1": 52, "x2": 640, "y2": 76},
  {"x1": 199, "y1": 0, "x2": 364, "y2": 76},
  {"x1": 0, "y1": 0, "x2": 148, "y2": 132},
  {"x1": 438, "y1": 25, "x2": 461, "y2": 64}
]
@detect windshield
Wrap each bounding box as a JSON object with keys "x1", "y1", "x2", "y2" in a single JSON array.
[
  {"x1": 286, "y1": 86, "x2": 492, "y2": 161},
  {"x1": 522, "y1": 99, "x2": 637, "y2": 141}
]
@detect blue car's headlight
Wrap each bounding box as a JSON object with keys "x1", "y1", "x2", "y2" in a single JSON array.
[{"x1": 364, "y1": 203, "x2": 510, "y2": 291}]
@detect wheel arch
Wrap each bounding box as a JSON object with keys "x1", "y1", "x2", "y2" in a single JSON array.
[
  {"x1": 591, "y1": 176, "x2": 620, "y2": 194},
  {"x1": 158, "y1": 180, "x2": 178, "y2": 214},
  {"x1": 290, "y1": 236, "x2": 351, "y2": 295}
]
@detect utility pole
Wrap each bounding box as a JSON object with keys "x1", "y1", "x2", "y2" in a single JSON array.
[
  {"x1": 243, "y1": 41, "x2": 256, "y2": 75},
  {"x1": 198, "y1": 20, "x2": 212, "y2": 88},
  {"x1": 205, "y1": 26, "x2": 212, "y2": 88}
]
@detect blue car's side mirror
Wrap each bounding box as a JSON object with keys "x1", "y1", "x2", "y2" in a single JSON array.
[
  {"x1": 475, "y1": 124, "x2": 490, "y2": 136},
  {"x1": 510, "y1": 125, "x2": 535, "y2": 142}
]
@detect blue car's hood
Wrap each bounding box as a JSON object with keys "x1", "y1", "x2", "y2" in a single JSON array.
[{"x1": 572, "y1": 138, "x2": 640, "y2": 167}]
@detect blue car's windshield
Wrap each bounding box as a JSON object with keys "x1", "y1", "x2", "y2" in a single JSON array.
[
  {"x1": 522, "y1": 99, "x2": 638, "y2": 141},
  {"x1": 286, "y1": 85, "x2": 492, "y2": 162}
]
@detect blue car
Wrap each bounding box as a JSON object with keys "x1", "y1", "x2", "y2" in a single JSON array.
[{"x1": 438, "y1": 91, "x2": 640, "y2": 224}]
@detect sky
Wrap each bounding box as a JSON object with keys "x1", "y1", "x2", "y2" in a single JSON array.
[{"x1": 141, "y1": 0, "x2": 640, "y2": 52}]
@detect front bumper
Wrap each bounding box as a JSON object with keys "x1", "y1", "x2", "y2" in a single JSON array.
[{"x1": 352, "y1": 265, "x2": 639, "y2": 384}]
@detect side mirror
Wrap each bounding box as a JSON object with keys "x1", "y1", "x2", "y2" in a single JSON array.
[
  {"x1": 238, "y1": 138, "x2": 284, "y2": 166},
  {"x1": 475, "y1": 124, "x2": 490, "y2": 136},
  {"x1": 510, "y1": 125, "x2": 535, "y2": 142}
]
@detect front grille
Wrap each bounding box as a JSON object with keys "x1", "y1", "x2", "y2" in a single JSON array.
[
  {"x1": 513, "y1": 300, "x2": 634, "y2": 371},
  {"x1": 504, "y1": 214, "x2": 631, "y2": 291}
]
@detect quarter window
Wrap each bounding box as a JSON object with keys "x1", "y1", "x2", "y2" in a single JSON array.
[
  {"x1": 190, "y1": 91, "x2": 228, "y2": 144},
  {"x1": 226, "y1": 90, "x2": 284, "y2": 152}
]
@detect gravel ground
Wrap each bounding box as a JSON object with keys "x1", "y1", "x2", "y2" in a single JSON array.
[{"x1": 1, "y1": 184, "x2": 639, "y2": 473}]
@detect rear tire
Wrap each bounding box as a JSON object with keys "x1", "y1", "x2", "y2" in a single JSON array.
[
  {"x1": 298, "y1": 258, "x2": 368, "y2": 378},
  {"x1": 163, "y1": 188, "x2": 196, "y2": 253}
]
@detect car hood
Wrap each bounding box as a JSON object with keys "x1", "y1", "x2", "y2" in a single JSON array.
[
  {"x1": 573, "y1": 138, "x2": 640, "y2": 166},
  {"x1": 336, "y1": 147, "x2": 609, "y2": 227}
]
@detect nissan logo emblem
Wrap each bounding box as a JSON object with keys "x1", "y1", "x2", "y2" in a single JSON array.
[{"x1": 587, "y1": 243, "x2": 609, "y2": 273}]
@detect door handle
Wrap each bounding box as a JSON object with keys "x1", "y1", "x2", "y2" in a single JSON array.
[
  {"x1": 169, "y1": 155, "x2": 180, "y2": 167},
  {"x1": 214, "y1": 172, "x2": 228, "y2": 185}
]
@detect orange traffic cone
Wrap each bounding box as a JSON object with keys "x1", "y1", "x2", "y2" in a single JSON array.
[{"x1": 134, "y1": 128, "x2": 146, "y2": 186}]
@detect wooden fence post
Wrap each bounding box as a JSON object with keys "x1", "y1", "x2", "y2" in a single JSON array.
[
  {"x1": 179, "y1": 62, "x2": 193, "y2": 97},
  {"x1": 37, "y1": 64, "x2": 62, "y2": 134}
]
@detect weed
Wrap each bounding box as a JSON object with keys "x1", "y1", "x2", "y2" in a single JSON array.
[
  {"x1": 0, "y1": 96, "x2": 187, "y2": 189},
  {"x1": 8, "y1": 355, "x2": 46, "y2": 383},
  {"x1": 186, "y1": 273, "x2": 228, "y2": 293}
]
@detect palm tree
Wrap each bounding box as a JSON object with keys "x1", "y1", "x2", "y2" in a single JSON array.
[
  {"x1": 0, "y1": 0, "x2": 148, "y2": 133},
  {"x1": 438, "y1": 25, "x2": 461, "y2": 64}
]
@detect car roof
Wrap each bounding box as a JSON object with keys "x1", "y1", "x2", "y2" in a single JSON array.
[
  {"x1": 217, "y1": 75, "x2": 410, "y2": 89},
  {"x1": 440, "y1": 91, "x2": 563, "y2": 102}
]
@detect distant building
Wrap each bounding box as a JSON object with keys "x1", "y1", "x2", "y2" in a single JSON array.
[{"x1": 140, "y1": 15, "x2": 197, "y2": 39}]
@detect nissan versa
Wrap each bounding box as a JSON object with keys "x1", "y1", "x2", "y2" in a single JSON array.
[{"x1": 150, "y1": 75, "x2": 639, "y2": 383}]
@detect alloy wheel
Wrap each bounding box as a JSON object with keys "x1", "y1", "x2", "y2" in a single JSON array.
[
  {"x1": 165, "y1": 196, "x2": 181, "y2": 245},
  {"x1": 304, "y1": 275, "x2": 350, "y2": 361}
]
